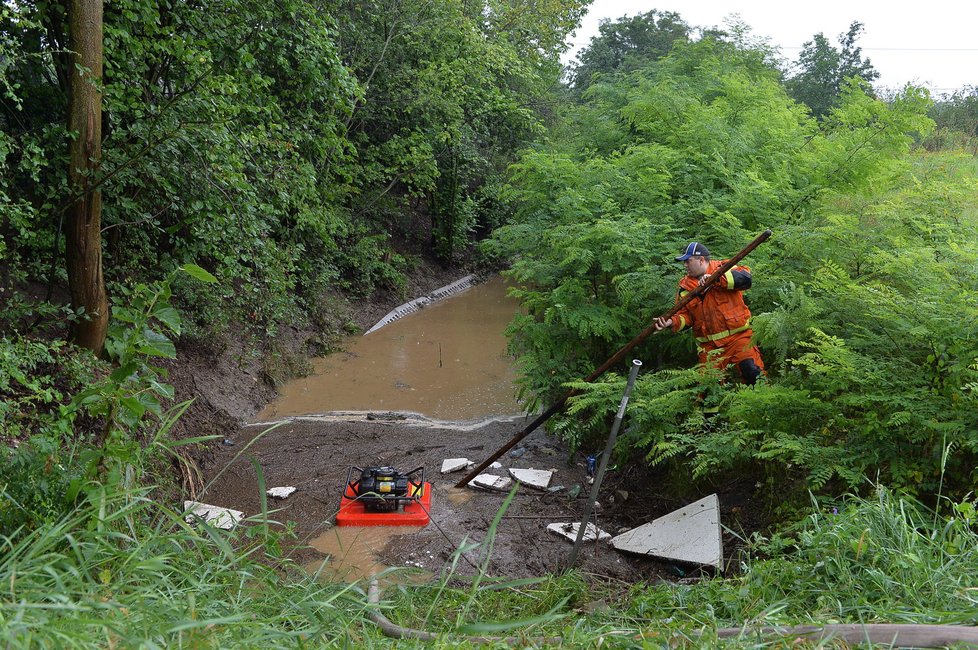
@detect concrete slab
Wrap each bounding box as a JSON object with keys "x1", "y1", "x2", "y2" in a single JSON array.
[
  {"x1": 183, "y1": 501, "x2": 244, "y2": 530},
  {"x1": 441, "y1": 458, "x2": 473, "y2": 474},
  {"x1": 267, "y1": 486, "x2": 296, "y2": 499},
  {"x1": 546, "y1": 522, "x2": 611, "y2": 543},
  {"x1": 508, "y1": 468, "x2": 553, "y2": 490},
  {"x1": 468, "y1": 474, "x2": 512, "y2": 492},
  {"x1": 610, "y1": 494, "x2": 722, "y2": 569}
]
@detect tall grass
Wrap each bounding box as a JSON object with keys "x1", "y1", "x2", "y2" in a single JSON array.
[
  {"x1": 627, "y1": 488, "x2": 978, "y2": 633},
  {"x1": 0, "y1": 487, "x2": 372, "y2": 648},
  {"x1": 4, "y1": 478, "x2": 976, "y2": 649}
]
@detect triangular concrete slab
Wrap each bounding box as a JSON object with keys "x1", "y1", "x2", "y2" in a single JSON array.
[
  {"x1": 183, "y1": 501, "x2": 244, "y2": 530},
  {"x1": 441, "y1": 458, "x2": 473, "y2": 474},
  {"x1": 546, "y1": 522, "x2": 610, "y2": 543},
  {"x1": 610, "y1": 494, "x2": 722, "y2": 569},
  {"x1": 266, "y1": 486, "x2": 296, "y2": 499},
  {"x1": 468, "y1": 474, "x2": 512, "y2": 492},
  {"x1": 508, "y1": 468, "x2": 553, "y2": 490}
]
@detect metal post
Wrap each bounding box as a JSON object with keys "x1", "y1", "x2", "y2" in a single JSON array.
[{"x1": 566, "y1": 359, "x2": 642, "y2": 570}]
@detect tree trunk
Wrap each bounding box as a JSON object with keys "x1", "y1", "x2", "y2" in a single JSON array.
[{"x1": 66, "y1": 0, "x2": 108, "y2": 353}]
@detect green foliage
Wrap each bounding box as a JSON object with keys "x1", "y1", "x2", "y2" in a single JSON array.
[
  {"x1": 926, "y1": 86, "x2": 978, "y2": 154},
  {"x1": 785, "y1": 21, "x2": 880, "y2": 120},
  {"x1": 0, "y1": 487, "x2": 371, "y2": 647},
  {"x1": 490, "y1": 27, "x2": 978, "y2": 500},
  {"x1": 628, "y1": 489, "x2": 978, "y2": 628},
  {"x1": 570, "y1": 9, "x2": 690, "y2": 94},
  {"x1": 1, "y1": 0, "x2": 590, "y2": 343},
  {"x1": 67, "y1": 265, "x2": 216, "y2": 486},
  {"x1": 0, "y1": 436, "x2": 81, "y2": 536},
  {"x1": 332, "y1": 0, "x2": 587, "y2": 263},
  {"x1": 0, "y1": 336, "x2": 89, "y2": 440}
]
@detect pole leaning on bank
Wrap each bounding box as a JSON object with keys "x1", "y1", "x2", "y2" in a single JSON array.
[
  {"x1": 454, "y1": 229, "x2": 773, "y2": 489},
  {"x1": 565, "y1": 359, "x2": 642, "y2": 570}
]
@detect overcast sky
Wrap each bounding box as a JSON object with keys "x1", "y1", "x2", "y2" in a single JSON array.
[{"x1": 564, "y1": 1, "x2": 978, "y2": 95}]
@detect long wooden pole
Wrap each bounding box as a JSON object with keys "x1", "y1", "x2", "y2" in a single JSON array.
[{"x1": 455, "y1": 229, "x2": 773, "y2": 489}]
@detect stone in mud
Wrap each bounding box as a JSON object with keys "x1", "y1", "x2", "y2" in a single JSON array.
[
  {"x1": 441, "y1": 458, "x2": 473, "y2": 474},
  {"x1": 468, "y1": 474, "x2": 512, "y2": 492},
  {"x1": 508, "y1": 468, "x2": 553, "y2": 490},
  {"x1": 490, "y1": 461, "x2": 503, "y2": 469},
  {"x1": 610, "y1": 493, "x2": 722, "y2": 569},
  {"x1": 267, "y1": 486, "x2": 296, "y2": 499},
  {"x1": 546, "y1": 521, "x2": 611, "y2": 543},
  {"x1": 183, "y1": 501, "x2": 244, "y2": 530}
]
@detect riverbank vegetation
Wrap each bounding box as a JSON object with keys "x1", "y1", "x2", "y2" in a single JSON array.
[{"x1": 4, "y1": 3, "x2": 978, "y2": 646}]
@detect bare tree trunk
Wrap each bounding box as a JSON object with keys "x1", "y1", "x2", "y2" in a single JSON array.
[{"x1": 66, "y1": 0, "x2": 108, "y2": 353}]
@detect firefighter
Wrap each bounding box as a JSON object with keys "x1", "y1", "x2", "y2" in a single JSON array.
[{"x1": 653, "y1": 241, "x2": 764, "y2": 384}]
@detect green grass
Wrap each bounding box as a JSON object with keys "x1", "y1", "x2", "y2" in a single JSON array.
[
  {"x1": 0, "y1": 488, "x2": 373, "y2": 648},
  {"x1": 3, "y1": 482, "x2": 977, "y2": 648}
]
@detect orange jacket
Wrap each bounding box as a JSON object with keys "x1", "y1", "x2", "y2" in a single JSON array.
[{"x1": 672, "y1": 260, "x2": 753, "y2": 344}]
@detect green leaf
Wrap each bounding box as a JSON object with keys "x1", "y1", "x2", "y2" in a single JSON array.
[
  {"x1": 153, "y1": 306, "x2": 181, "y2": 332},
  {"x1": 120, "y1": 396, "x2": 147, "y2": 420},
  {"x1": 180, "y1": 264, "x2": 217, "y2": 283},
  {"x1": 137, "y1": 328, "x2": 177, "y2": 358}
]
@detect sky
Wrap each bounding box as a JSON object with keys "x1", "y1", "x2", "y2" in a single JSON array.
[{"x1": 564, "y1": 1, "x2": 978, "y2": 96}]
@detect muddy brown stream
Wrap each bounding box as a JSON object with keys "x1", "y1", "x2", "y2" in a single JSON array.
[
  {"x1": 258, "y1": 276, "x2": 523, "y2": 422},
  {"x1": 254, "y1": 277, "x2": 525, "y2": 583}
]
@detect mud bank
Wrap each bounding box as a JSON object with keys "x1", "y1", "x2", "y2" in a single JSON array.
[{"x1": 200, "y1": 416, "x2": 685, "y2": 582}]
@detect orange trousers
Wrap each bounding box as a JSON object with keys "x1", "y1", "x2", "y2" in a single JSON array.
[{"x1": 696, "y1": 328, "x2": 765, "y2": 383}]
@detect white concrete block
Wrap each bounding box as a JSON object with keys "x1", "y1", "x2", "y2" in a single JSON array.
[
  {"x1": 468, "y1": 474, "x2": 512, "y2": 492},
  {"x1": 441, "y1": 458, "x2": 473, "y2": 474},
  {"x1": 183, "y1": 501, "x2": 244, "y2": 530},
  {"x1": 546, "y1": 521, "x2": 611, "y2": 543},
  {"x1": 266, "y1": 486, "x2": 296, "y2": 499},
  {"x1": 610, "y1": 494, "x2": 722, "y2": 569},
  {"x1": 508, "y1": 468, "x2": 553, "y2": 490}
]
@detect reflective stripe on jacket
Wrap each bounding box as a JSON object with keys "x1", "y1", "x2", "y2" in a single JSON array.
[{"x1": 671, "y1": 260, "x2": 753, "y2": 342}]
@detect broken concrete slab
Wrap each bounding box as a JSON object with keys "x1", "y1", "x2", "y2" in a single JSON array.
[
  {"x1": 490, "y1": 461, "x2": 503, "y2": 469},
  {"x1": 467, "y1": 474, "x2": 512, "y2": 492},
  {"x1": 546, "y1": 522, "x2": 611, "y2": 543},
  {"x1": 610, "y1": 493, "x2": 722, "y2": 569},
  {"x1": 267, "y1": 486, "x2": 296, "y2": 499},
  {"x1": 183, "y1": 501, "x2": 244, "y2": 530},
  {"x1": 508, "y1": 468, "x2": 553, "y2": 490},
  {"x1": 441, "y1": 458, "x2": 473, "y2": 474}
]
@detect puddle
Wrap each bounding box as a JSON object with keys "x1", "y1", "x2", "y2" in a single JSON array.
[
  {"x1": 445, "y1": 487, "x2": 474, "y2": 506},
  {"x1": 258, "y1": 276, "x2": 523, "y2": 421},
  {"x1": 303, "y1": 525, "x2": 433, "y2": 584}
]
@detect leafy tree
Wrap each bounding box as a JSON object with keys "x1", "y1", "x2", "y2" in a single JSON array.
[
  {"x1": 329, "y1": 0, "x2": 587, "y2": 263},
  {"x1": 490, "y1": 31, "x2": 967, "y2": 500},
  {"x1": 927, "y1": 86, "x2": 978, "y2": 154},
  {"x1": 785, "y1": 21, "x2": 880, "y2": 119},
  {"x1": 570, "y1": 9, "x2": 689, "y2": 94}
]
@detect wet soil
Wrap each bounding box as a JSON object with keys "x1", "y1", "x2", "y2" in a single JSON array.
[
  {"x1": 200, "y1": 413, "x2": 766, "y2": 583},
  {"x1": 184, "y1": 262, "x2": 767, "y2": 585},
  {"x1": 202, "y1": 415, "x2": 665, "y2": 581}
]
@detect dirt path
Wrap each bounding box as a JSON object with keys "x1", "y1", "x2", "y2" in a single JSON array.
[{"x1": 199, "y1": 414, "x2": 687, "y2": 582}]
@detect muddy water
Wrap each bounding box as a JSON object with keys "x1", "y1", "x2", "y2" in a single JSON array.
[
  {"x1": 303, "y1": 526, "x2": 433, "y2": 584},
  {"x1": 258, "y1": 276, "x2": 523, "y2": 421}
]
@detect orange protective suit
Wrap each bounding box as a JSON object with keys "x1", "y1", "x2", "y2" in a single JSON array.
[{"x1": 671, "y1": 259, "x2": 764, "y2": 382}]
